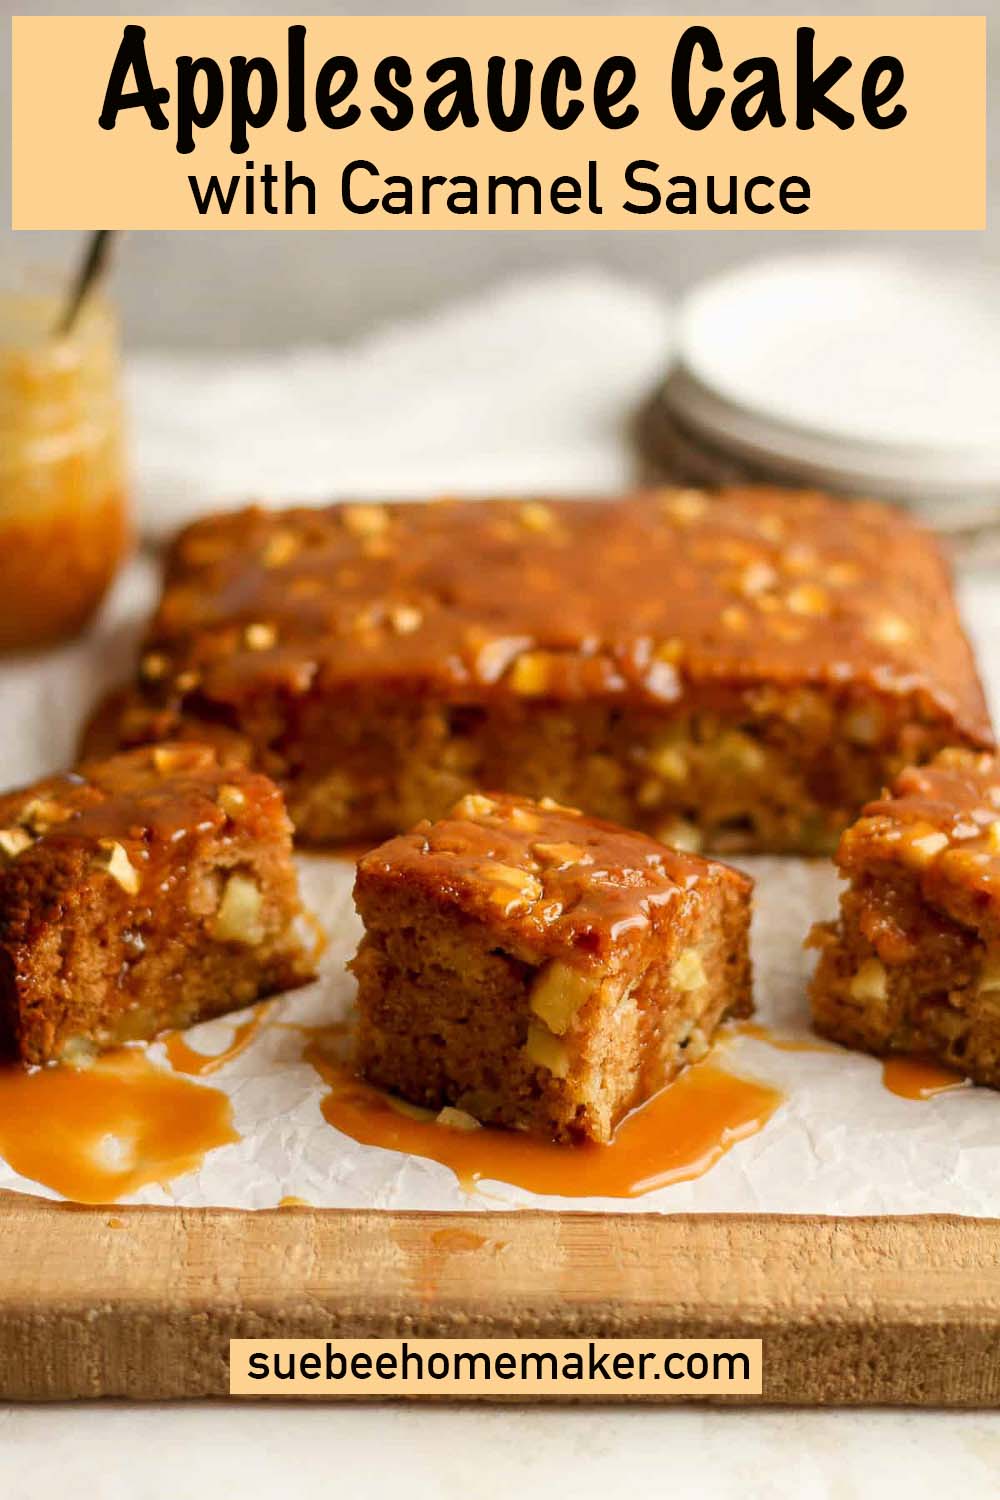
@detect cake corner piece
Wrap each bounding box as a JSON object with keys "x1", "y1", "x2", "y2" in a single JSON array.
[
  {"x1": 0, "y1": 742, "x2": 316, "y2": 1066},
  {"x1": 809, "y1": 748, "x2": 1000, "y2": 1086},
  {"x1": 351, "y1": 790, "x2": 753, "y2": 1143}
]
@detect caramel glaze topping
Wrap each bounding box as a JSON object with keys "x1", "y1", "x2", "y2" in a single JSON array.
[
  {"x1": 354, "y1": 790, "x2": 751, "y2": 967},
  {"x1": 838, "y1": 749, "x2": 1000, "y2": 938},
  {"x1": 128, "y1": 489, "x2": 990, "y2": 742},
  {"x1": 0, "y1": 742, "x2": 282, "y2": 865}
]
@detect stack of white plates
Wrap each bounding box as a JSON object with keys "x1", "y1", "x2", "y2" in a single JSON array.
[{"x1": 639, "y1": 251, "x2": 1000, "y2": 539}]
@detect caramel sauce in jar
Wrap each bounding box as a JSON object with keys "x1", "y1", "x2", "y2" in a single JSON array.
[{"x1": 0, "y1": 289, "x2": 129, "y2": 649}]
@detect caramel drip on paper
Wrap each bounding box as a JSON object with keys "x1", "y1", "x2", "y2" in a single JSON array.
[
  {"x1": 0, "y1": 1048, "x2": 237, "y2": 1204},
  {"x1": 328, "y1": 842, "x2": 379, "y2": 865},
  {"x1": 161, "y1": 1003, "x2": 271, "y2": 1077},
  {"x1": 881, "y1": 1057, "x2": 970, "y2": 1100}
]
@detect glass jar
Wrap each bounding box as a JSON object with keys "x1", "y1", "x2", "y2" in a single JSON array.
[{"x1": 0, "y1": 287, "x2": 129, "y2": 649}]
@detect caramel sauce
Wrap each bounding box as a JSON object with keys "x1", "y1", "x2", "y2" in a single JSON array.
[
  {"x1": 0, "y1": 1048, "x2": 237, "y2": 1203},
  {"x1": 882, "y1": 1057, "x2": 970, "y2": 1100},
  {"x1": 304, "y1": 1034, "x2": 782, "y2": 1199},
  {"x1": 299, "y1": 909, "x2": 331, "y2": 964},
  {"x1": 0, "y1": 743, "x2": 234, "y2": 855},
  {"x1": 0, "y1": 493, "x2": 129, "y2": 650},
  {"x1": 357, "y1": 791, "x2": 752, "y2": 967},
  {"x1": 731, "y1": 1020, "x2": 835, "y2": 1053},
  {"x1": 162, "y1": 1003, "x2": 271, "y2": 1077}
]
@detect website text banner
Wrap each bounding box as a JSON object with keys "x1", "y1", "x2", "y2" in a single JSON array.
[
  {"x1": 12, "y1": 16, "x2": 985, "y2": 231},
  {"x1": 229, "y1": 1339, "x2": 764, "y2": 1397}
]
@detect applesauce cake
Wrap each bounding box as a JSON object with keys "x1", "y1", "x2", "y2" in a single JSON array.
[
  {"x1": 0, "y1": 743, "x2": 314, "y2": 1065},
  {"x1": 810, "y1": 750, "x2": 1000, "y2": 1086},
  {"x1": 85, "y1": 488, "x2": 993, "y2": 854},
  {"x1": 351, "y1": 791, "x2": 753, "y2": 1143}
]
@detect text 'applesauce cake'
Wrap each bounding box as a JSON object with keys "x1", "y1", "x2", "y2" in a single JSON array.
[
  {"x1": 0, "y1": 744, "x2": 315, "y2": 1065},
  {"x1": 87, "y1": 488, "x2": 993, "y2": 854},
  {"x1": 351, "y1": 791, "x2": 753, "y2": 1143},
  {"x1": 809, "y1": 751, "x2": 1000, "y2": 1087}
]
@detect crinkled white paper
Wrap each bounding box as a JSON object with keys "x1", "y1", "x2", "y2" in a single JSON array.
[{"x1": 1, "y1": 271, "x2": 998, "y2": 1213}]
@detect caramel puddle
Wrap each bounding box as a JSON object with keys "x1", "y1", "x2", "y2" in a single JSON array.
[
  {"x1": 0, "y1": 1048, "x2": 237, "y2": 1204},
  {"x1": 327, "y1": 841, "x2": 379, "y2": 864},
  {"x1": 162, "y1": 1003, "x2": 271, "y2": 1077},
  {"x1": 882, "y1": 1057, "x2": 970, "y2": 1100},
  {"x1": 304, "y1": 1035, "x2": 782, "y2": 1199},
  {"x1": 730, "y1": 1021, "x2": 835, "y2": 1054}
]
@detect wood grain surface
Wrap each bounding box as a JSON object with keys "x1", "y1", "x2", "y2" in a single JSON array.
[{"x1": 1, "y1": 1195, "x2": 998, "y2": 1405}]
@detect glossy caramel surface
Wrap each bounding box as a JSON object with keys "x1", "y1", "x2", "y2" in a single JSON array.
[
  {"x1": 355, "y1": 790, "x2": 751, "y2": 965},
  {"x1": 0, "y1": 741, "x2": 290, "y2": 864},
  {"x1": 133, "y1": 489, "x2": 990, "y2": 739},
  {"x1": 0, "y1": 291, "x2": 128, "y2": 649},
  {"x1": 838, "y1": 749, "x2": 1000, "y2": 933}
]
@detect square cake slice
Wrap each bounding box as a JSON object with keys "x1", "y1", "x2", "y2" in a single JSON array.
[
  {"x1": 0, "y1": 744, "x2": 315, "y2": 1065},
  {"x1": 809, "y1": 749, "x2": 1000, "y2": 1086},
  {"x1": 84, "y1": 487, "x2": 992, "y2": 855},
  {"x1": 351, "y1": 791, "x2": 753, "y2": 1143}
]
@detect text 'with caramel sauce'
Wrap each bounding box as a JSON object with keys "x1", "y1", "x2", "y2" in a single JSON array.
[
  {"x1": 303, "y1": 1030, "x2": 783, "y2": 1199},
  {"x1": 0, "y1": 1048, "x2": 237, "y2": 1203}
]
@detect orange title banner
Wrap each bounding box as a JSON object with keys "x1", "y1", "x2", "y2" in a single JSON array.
[{"x1": 11, "y1": 15, "x2": 986, "y2": 230}]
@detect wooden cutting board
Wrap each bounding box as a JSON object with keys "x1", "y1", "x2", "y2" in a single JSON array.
[{"x1": 2, "y1": 1194, "x2": 998, "y2": 1405}]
